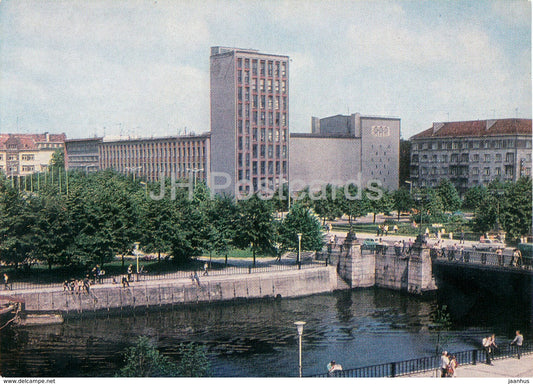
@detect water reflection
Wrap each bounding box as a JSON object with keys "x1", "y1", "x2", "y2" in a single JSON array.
[{"x1": 0, "y1": 287, "x2": 530, "y2": 377}]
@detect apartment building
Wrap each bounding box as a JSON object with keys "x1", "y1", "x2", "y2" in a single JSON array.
[{"x1": 409, "y1": 119, "x2": 532, "y2": 193}]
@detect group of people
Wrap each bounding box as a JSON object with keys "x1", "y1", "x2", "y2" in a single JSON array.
[
  {"x1": 63, "y1": 278, "x2": 91, "y2": 294},
  {"x1": 393, "y1": 238, "x2": 414, "y2": 257},
  {"x1": 482, "y1": 334, "x2": 498, "y2": 365},
  {"x1": 327, "y1": 360, "x2": 342, "y2": 376},
  {"x1": 376, "y1": 224, "x2": 399, "y2": 237},
  {"x1": 440, "y1": 351, "x2": 458, "y2": 377}
]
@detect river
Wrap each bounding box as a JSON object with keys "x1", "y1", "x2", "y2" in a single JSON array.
[{"x1": 0, "y1": 287, "x2": 530, "y2": 377}]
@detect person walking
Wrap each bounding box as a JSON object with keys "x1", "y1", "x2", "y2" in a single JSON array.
[
  {"x1": 447, "y1": 355, "x2": 457, "y2": 377},
  {"x1": 440, "y1": 351, "x2": 449, "y2": 377},
  {"x1": 482, "y1": 336, "x2": 493, "y2": 365},
  {"x1": 460, "y1": 230, "x2": 465, "y2": 244},
  {"x1": 127, "y1": 264, "x2": 133, "y2": 281},
  {"x1": 3, "y1": 273, "x2": 9, "y2": 290},
  {"x1": 510, "y1": 330, "x2": 523, "y2": 359},
  {"x1": 203, "y1": 262, "x2": 209, "y2": 276},
  {"x1": 489, "y1": 334, "x2": 498, "y2": 361}
]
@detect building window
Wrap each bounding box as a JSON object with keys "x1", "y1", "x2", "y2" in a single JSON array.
[
  {"x1": 484, "y1": 154, "x2": 491, "y2": 162},
  {"x1": 505, "y1": 153, "x2": 514, "y2": 163},
  {"x1": 495, "y1": 154, "x2": 502, "y2": 162},
  {"x1": 484, "y1": 167, "x2": 490, "y2": 176},
  {"x1": 21, "y1": 154, "x2": 35, "y2": 161}
]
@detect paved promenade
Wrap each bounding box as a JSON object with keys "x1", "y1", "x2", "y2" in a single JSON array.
[{"x1": 406, "y1": 355, "x2": 533, "y2": 378}]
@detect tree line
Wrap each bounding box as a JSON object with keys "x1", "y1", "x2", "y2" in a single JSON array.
[{"x1": 0, "y1": 165, "x2": 530, "y2": 271}]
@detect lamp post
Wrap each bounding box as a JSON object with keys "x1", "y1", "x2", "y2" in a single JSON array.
[
  {"x1": 405, "y1": 180, "x2": 412, "y2": 194},
  {"x1": 294, "y1": 321, "x2": 306, "y2": 377},
  {"x1": 297, "y1": 233, "x2": 302, "y2": 269}
]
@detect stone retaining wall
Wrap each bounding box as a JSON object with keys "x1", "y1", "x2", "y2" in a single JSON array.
[{"x1": 12, "y1": 267, "x2": 338, "y2": 316}]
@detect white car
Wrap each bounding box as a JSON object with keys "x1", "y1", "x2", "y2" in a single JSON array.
[{"x1": 472, "y1": 239, "x2": 505, "y2": 251}]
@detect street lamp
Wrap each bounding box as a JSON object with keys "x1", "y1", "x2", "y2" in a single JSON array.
[
  {"x1": 405, "y1": 180, "x2": 413, "y2": 194},
  {"x1": 294, "y1": 321, "x2": 306, "y2": 377},
  {"x1": 297, "y1": 233, "x2": 302, "y2": 269}
]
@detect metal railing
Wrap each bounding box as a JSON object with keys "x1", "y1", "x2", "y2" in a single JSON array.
[
  {"x1": 1, "y1": 262, "x2": 326, "y2": 292},
  {"x1": 309, "y1": 343, "x2": 532, "y2": 377},
  {"x1": 432, "y1": 248, "x2": 532, "y2": 270}
]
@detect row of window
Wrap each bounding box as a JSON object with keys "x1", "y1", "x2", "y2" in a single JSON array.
[
  {"x1": 237, "y1": 161, "x2": 287, "y2": 179},
  {"x1": 237, "y1": 106, "x2": 288, "y2": 127},
  {"x1": 237, "y1": 127, "x2": 288, "y2": 143},
  {"x1": 238, "y1": 91, "x2": 288, "y2": 110},
  {"x1": 413, "y1": 152, "x2": 528, "y2": 163},
  {"x1": 0, "y1": 154, "x2": 36, "y2": 161},
  {"x1": 237, "y1": 58, "x2": 287, "y2": 78},
  {"x1": 101, "y1": 142, "x2": 207, "y2": 160},
  {"x1": 412, "y1": 138, "x2": 531, "y2": 151},
  {"x1": 237, "y1": 75, "x2": 288, "y2": 93},
  {"x1": 414, "y1": 166, "x2": 516, "y2": 177},
  {"x1": 237, "y1": 140, "x2": 287, "y2": 158}
]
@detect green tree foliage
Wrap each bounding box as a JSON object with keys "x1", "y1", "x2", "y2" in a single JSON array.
[
  {"x1": 436, "y1": 179, "x2": 461, "y2": 213},
  {"x1": 234, "y1": 194, "x2": 276, "y2": 266},
  {"x1": 462, "y1": 185, "x2": 488, "y2": 210},
  {"x1": 341, "y1": 184, "x2": 370, "y2": 224},
  {"x1": 472, "y1": 195, "x2": 498, "y2": 233},
  {"x1": 49, "y1": 149, "x2": 65, "y2": 169},
  {"x1": 392, "y1": 187, "x2": 413, "y2": 221},
  {"x1": 311, "y1": 184, "x2": 344, "y2": 224},
  {"x1": 278, "y1": 203, "x2": 324, "y2": 252},
  {"x1": 500, "y1": 177, "x2": 532, "y2": 241},
  {"x1": 0, "y1": 180, "x2": 37, "y2": 268},
  {"x1": 366, "y1": 187, "x2": 393, "y2": 223},
  {"x1": 117, "y1": 336, "x2": 210, "y2": 377}
]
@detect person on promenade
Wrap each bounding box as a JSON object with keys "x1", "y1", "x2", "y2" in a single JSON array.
[
  {"x1": 440, "y1": 351, "x2": 449, "y2": 377},
  {"x1": 447, "y1": 355, "x2": 457, "y2": 377},
  {"x1": 496, "y1": 248, "x2": 503, "y2": 266},
  {"x1": 193, "y1": 271, "x2": 201, "y2": 286},
  {"x1": 510, "y1": 330, "x2": 523, "y2": 359},
  {"x1": 121, "y1": 275, "x2": 130, "y2": 288},
  {"x1": 510, "y1": 249, "x2": 522, "y2": 267},
  {"x1": 203, "y1": 262, "x2": 209, "y2": 276},
  {"x1": 3, "y1": 273, "x2": 9, "y2": 290},
  {"x1": 327, "y1": 360, "x2": 342, "y2": 376},
  {"x1": 482, "y1": 336, "x2": 493, "y2": 365},
  {"x1": 127, "y1": 264, "x2": 133, "y2": 281},
  {"x1": 460, "y1": 230, "x2": 465, "y2": 244},
  {"x1": 489, "y1": 334, "x2": 498, "y2": 360}
]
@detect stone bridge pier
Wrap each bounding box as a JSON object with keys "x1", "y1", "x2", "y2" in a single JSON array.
[{"x1": 337, "y1": 231, "x2": 437, "y2": 294}]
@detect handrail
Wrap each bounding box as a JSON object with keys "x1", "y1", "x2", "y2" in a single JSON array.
[{"x1": 308, "y1": 343, "x2": 532, "y2": 377}]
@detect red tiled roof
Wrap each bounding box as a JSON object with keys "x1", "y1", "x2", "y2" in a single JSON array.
[
  {"x1": 0, "y1": 133, "x2": 66, "y2": 150},
  {"x1": 411, "y1": 119, "x2": 532, "y2": 139}
]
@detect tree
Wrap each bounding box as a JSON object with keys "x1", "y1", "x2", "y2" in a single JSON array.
[
  {"x1": 462, "y1": 185, "x2": 488, "y2": 211},
  {"x1": 392, "y1": 187, "x2": 413, "y2": 221},
  {"x1": 311, "y1": 184, "x2": 344, "y2": 225},
  {"x1": 436, "y1": 179, "x2": 461, "y2": 213},
  {"x1": 500, "y1": 177, "x2": 532, "y2": 242},
  {"x1": 472, "y1": 195, "x2": 498, "y2": 234},
  {"x1": 278, "y1": 203, "x2": 324, "y2": 253},
  {"x1": 0, "y1": 182, "x2": 37, "y2": 268},
  {"x1": 49, "y1": 149, "x2": 65, "y2": 169},
  {"x1": 234, "y1": 194, "x2": 276, "y2": 266},
  {"x1": 430, "y1": 305, "x2": 452, "y2": 355},
  {"x1": 341, "y1": 184, "x2": 370, "y2": 224},
  {"x1": 366, "y1": 187, "x2": 393, "y2": 223},
  {"x1": 206, "y1": 195, "x2": 238, "y2": 265},
  {"x1": 117, "y1": 337, "x2": 210, "y2": 377}
]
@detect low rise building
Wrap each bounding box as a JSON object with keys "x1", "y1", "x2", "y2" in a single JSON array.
[
  {"x1": 289, "y1": 113, "x2": 400, "y2": 191},
  {"x1": 0, "y1": 133, "x2": 66, "y2": 176},
  {"x1": 409, "y1": 119, "x2": 532, "y2": 193}
]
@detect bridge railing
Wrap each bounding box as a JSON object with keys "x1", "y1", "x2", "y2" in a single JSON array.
[
  {"x1": 309, "y1": 343, "x2": 532, "y2": 377},
  {"x1": 431, "y1": 249, "x2": 532, "y2": 270}
]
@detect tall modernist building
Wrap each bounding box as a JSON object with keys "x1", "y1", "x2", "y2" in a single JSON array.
[
  {"x1": 290, "y1": 113, "x2": 400, "y2": 191},
  {"x1": 210, "y1": 47, "x2": 289, "y2": 195},
  {"x1": 409, "y1": 119, "x2": 532, "y2": 193}
]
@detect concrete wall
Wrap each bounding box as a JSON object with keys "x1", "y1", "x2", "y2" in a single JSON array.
[
  {"x1": 360, "y1": 116, "x2": 400, "y2": 191},
  {"x1": 210, "y1": 51, "x2": 236, "y2": 194},
  {"x1": 289, "y1": 135, "x2": 361, "y2": 190},
  {"x1": 13, "y1": 267, "x2": 338, "y2": 316}
]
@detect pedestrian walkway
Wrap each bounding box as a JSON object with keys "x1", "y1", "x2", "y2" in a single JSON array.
[{"x1": 406, "y1": 355, "x2": 533, "y2": 378}]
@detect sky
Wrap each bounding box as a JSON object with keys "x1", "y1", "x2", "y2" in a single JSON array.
[{"x1": 0, "y1": 0, "x2": 530, "y2": 140}]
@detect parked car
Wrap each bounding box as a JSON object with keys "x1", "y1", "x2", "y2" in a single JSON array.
[
  {"x1": 472, "y1": 239, "x2": 505, "y2": 251},
  {"x1": 361, "y1": 238, "x2": 377, "y2": 251}
]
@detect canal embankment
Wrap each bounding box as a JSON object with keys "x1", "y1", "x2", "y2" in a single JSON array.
[{"x1": 8, "y1": 264, "x2": 338, "y2": 318}]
